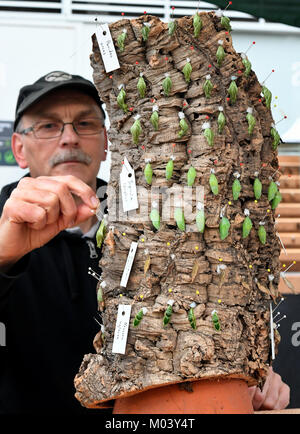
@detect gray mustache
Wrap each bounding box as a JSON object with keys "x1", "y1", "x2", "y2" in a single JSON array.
[{"x1": 49, "y1": 149, "x2": 92, "y2": 167}]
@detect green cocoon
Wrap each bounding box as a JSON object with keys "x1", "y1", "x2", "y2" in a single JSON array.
[
  {"x1": 187, "y1": 166, "x2": 197, "y2": 186},
  {"x1": 163, "y1": 304, "x2": 173, "y2": 326},
  {"x1": 216, "y1": 45, "x2": 225, "y2": 67},
  {"x1": 117, "y1": 31, "x2": 127, "y2": 52},
  {"x1": 130, "y1": 118, "x2": 142, "y2": 144},
  {"x1": 133, "y1": 309, "x2": 144, "y2": 327},
  {"x1": 258, "y1": 225, "x2": 267, "y2": 245},
  {"x1": 270, "y1": 127, "x2": 281, "y2": 150},
  {"x1": 203, "y1": 78, "x2": 213, "y2": 98},
  {"x1": 209, "y1": 173, "x2": 219, "y2": 195},
  {"x1": 242, "y1": 58, "x2": 252, "y2": 77},
  {"x1": 228, "y1": 80, "x2": 238, "y2": 104},
  {"x1": 144, "y1": 162, "x2": 153, "y2": 185},
  {"x1": 253, "y1": 177, "x2": 262, "y2": 200},
  {"x1": 193, "y1": 13, "x2": 203, "y2": 37},
  {"x1": 232, "y1": 178, "x2": 241, "y2": 200},
  {"x1": 221, "y1": 15, "x2": 232, "y2": 32},
  {"x1": 182, "y1": 61, "x2": 192, "y2": 83},
  {"x1": 117, "y1": 88, "x2": 128, "y2": 113},
  {"x1": 97, "y1": 286, "x2": 103, "y2": 303},
  {"x1": 168, "y1": 20, "x2": 176, "y2": 36},
  {"x1": 178, "y1": 118, "x2": 189, "y2": 138},
  {"x1": 212, "y1": 310, "x2": 221, "y2": 331},
  {"x1": 150, "y1": 110, "x2": 159, "y2": 131},
  {"x1": 268, "y1": 180, "x2": 278, "y2": 201},
  {"x1": 262, "y1": 85, "x2": 272, "y2": 109},
  {"x1": 174, "y1": 208, "x2": 185, "y2": 231},
  {"x1": 188, "y1": 308, "x2": 196, "y2": 329},
  {"x1": 137, "y1": 76, "x2": 147, "y2": 98},
  {"x1": 271, "y1": 191, "x2": 282, "y2": 210},
  {"x1": 162, "y1": 75, "x2": 172, "y2": 97},
  {"x1": 141, "y1": 25, "x2": 150, "y2": 41},
  {"x1": 218, "y1": 111, "x2": 226, "y2": 133},
  {"x1": 165, "y1": 159, "x2": 174, "y2": 180},
  {"x1": 96, "y1": 218, "x2": 107, "y2": 248},
  {"x1": 243, "y1": 216, "x2": 253, "y2": 238},
  {"x1": 150, "y1": 208, "x2": 160, "y2": 230},
  {"x1": 246, "y1": 112, "x2": 256, "y2": 135},
  {"x1": 204, "y1": 127, "x2": 214, "y2": 147},
  {"x1": 219, "y1": 216, "x2": 230, "y2": 240},
  {"x1": 196, "y1": 209, "x2": 205, "y2": 233}
]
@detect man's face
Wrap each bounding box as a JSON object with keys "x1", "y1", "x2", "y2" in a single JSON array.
[{"x1": 12, "y1": 88, "x2": 107, "y2": 190}]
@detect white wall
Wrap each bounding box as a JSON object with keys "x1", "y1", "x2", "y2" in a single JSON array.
[{"x1": 0, "y1": 14, "x2": 299, "y2": 191}]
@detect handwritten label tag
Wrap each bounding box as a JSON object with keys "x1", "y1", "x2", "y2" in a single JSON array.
[
  {"x1": 120, "y1": 157, "x2": 139, "y2": 213},
  {"x1": 270, "y1": 302, "x2": 275, "y2": 360},
  {"x1": 120, "y1": 241, "x2": 138, "y2": 287},
  {"x1": 112, "y1": 304, "x2": 132, "y2": 354},
  {"x1": 96, "y1": 23, "x2": 120, "y2": 73}
]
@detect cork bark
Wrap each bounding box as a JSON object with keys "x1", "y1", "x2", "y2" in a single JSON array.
[{"x1": 74, "y1": 12, "x2": 282, "y2": 408}]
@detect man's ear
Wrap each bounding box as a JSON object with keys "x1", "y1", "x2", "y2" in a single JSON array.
[{"x1": 11, "y1": 133, "x2": 29, "y2": 169}]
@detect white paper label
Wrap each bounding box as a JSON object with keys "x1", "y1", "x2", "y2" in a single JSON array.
[
  {"x1": 96, "y1": 24, "x2": 120, "y2": 73},
  {"x1": 270, "y1": 302, "x2": 275, "y2": 360},
  {"x1": 112, "y1": 304, "x2": 132, "y2": 354},
  {"x1": 120, "y1": 157, "x2": 139, "y2": 213},
  {"x1": 120, "y1": 241, "x2": 138, "y2": 287}
]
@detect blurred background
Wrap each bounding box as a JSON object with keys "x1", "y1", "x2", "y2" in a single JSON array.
[{"x1": 0, "y1": 0, "x2": 299, "y2": 409}]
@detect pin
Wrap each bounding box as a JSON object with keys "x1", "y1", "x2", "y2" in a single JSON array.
[
  {"x1": 88, "y1": 267, "x2": 101, "y2": 281},
  {"x1": 275, "y1": 115, "x2": 287, "y2": 126},
  {"x1": 272, "y1": 297, "x2": 285, "y2": 314},
  {"x1": 281, "y1": 261, "x2": 296, "y2": 273},
  {"x1": 262, "y1": 69, "x2": 275, "y2": 85}
]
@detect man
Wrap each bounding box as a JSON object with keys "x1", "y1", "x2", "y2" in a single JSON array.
[{"x1": 0, "y1": 71, "x2": 289, "y2": 413}]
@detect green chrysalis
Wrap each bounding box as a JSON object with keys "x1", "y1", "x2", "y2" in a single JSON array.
[
  {"x1": 117, "y1": 86, "x2": 128, "y2": 113},
  {"x1": 174, "y1": 207, "x2": 185, "y2": 231},
  {"x1": 268, "y1": 180, "x2": 278, "y2": 201},
  {"x1": 130, "y1": 115, "x2": 142, "y2": 144},
  {"x1": 163, "y1": 300, "x2": 174, "y2": 326},
  {"x1": 141, "y1": 23, "x2": 151, "y2": 41},
  {"x1": 193, "y1": 13, "x2": 203, "y2": 37},
  {"x1": 187, "y1": 166, "x2": 196, "y2": 187},
  {"x1": 271, "y1": 191, "x2": 282, "y2": 210},
  {"x1": 168, "y1": 20, "x2": 177, "y2": 36},
  {"x1": 162, "y1": 73, "x2": 172, "y2": 97},
  {"x1": 150, "y1": 208, "x2": 160, "y2": 230},
  {"x1": 203, "y1": 122, "x2": 214, "y2": 147},
  {"x1": 117, "y1": 29, "x2": 127, "y2": 52},
  {"x1": 203, "y1": 74, "x2": 213, "y2": 98},
  {"x1": 182, "y1": 58, "x2": 192, "y2": 83},
  {"x1": 217, "y1": 107, "x2": 226, "y2": 134},
  {"x1": 150, "y1": 105, "x2": 159, "y2": 131},
  {"x1": 188, "y1": 302, "x2": 197, "y2": 330},
  {"x1": 262, "y1": 85, "x2": 272, "y2": 109},
  {"x1": 209, "y1": 170, "x2": 219, "y2": 195},
  {"x1": 97, "y1": 285, "x2": 103, "y2": 304},
  {"x1": 211, "y1": 309, "x2": 221, "y2": 331},
  {"x1": 221, "y1": 15, "x2": 232, "y2": 32},
  {"x1": 246, "y1": 108, "x2": 256, "y2": 135},
  {"x1": 228, "y1": 77, "x2": 238, "y2": 104},
  {"x1": 219, "y1": 216, "x2": 230, "y2": 240},
  {"x1": 258, "y1": 223, "x2": 267, "y2": 245},
  {"x1": 270, "y1": 125, "x2": 281, "y2": 150},
  {"x1": 178, "y1": 113, "x2": 189, "y2": 138},
  {"x1": 242, "y1": 55, "x2": 252, "y2": 77},
  {"x1": 166, "y1": 157, "x2": 174, "y2": 180},
  {"x1": 133, "y1": 307, "x2": 148, "y2": 327},
  {"x1": 196, "y1": 204, "x2": 205, "y2": 233},
  {"x1": 253, "y1": 176, "x2": 262, "y2": 200},
  {"x1": 232, "y1": 176, "x2": 241, "y2": 200},
  {"x1": 243, "y1": 212, "x2": 253, "y2": 238},
  {"x1": 144, "y1": 160, "x2": 153, "y2": 185},
  {"x1": 216, "y1": 42, "x2": 225, "y2": 67},
  {"x1": 137, "y1": 74, "x2": 147, "y2": 98},
  {"x1": 96, "y1": 216, "x2": 107, "y2": 249}
]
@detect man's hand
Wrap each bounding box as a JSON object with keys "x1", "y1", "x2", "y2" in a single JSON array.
[
  {"x1": 0, "y1": 175, "x2": 99, "y2": 270},
  {"x1": 249, "y1": 367, "x2": 290, "y2": 411}
]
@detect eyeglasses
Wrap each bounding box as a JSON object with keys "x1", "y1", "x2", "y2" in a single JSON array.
[{"x1": 19, "y1": 118, "x2": 104, "y2": 139}]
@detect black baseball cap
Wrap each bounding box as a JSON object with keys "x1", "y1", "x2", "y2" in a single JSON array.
[{"x1": 14, "y1": 70, "x2": 105, "y2": 131}]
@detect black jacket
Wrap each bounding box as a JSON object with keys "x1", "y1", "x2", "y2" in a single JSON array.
[{"x1": 0, "y1": 175, "x2": 109, "y2": 414}]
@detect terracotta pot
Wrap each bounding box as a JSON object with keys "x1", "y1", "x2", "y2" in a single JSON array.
[{"x1": 113, "y1": 378, "x2": 254, "y2": 414}]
